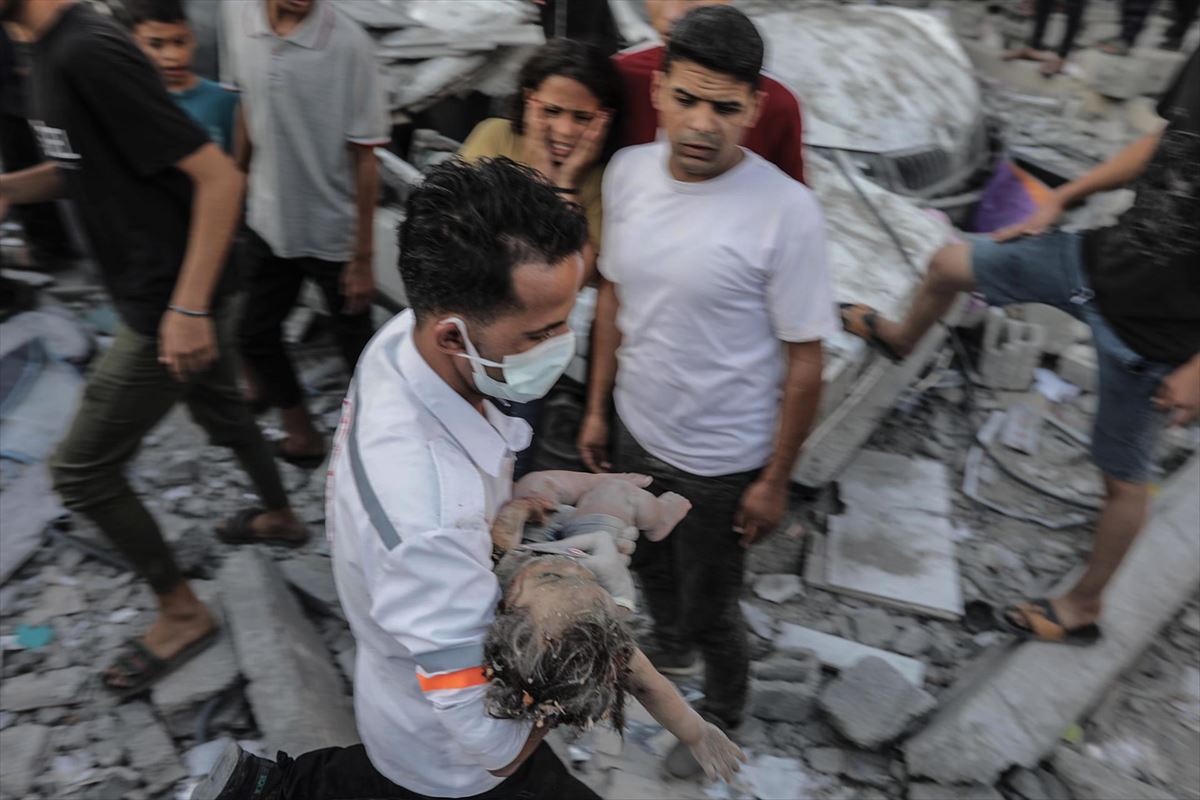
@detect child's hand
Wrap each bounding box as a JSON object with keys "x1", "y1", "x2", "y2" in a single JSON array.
[{"x1": 687, "y1": 721, "x2": 747, "y2": 783}]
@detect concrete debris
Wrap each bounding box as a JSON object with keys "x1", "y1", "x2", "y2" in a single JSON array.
[
  {"x1": 850, "y1": 607, "x2": 897, "y2": 649},
  {"x1": 906, "y1": 458, "x2": 1199, "y2": 785},
  {"x1": 737, "y1": 753, "x2": 816, "y2": 800},
  {"x1": 0, "y1": 465, "x2": 66, "y2": 584},
  {"x1": 752, "y1": 573, "x2": 804, "y2": 605},
  {"x1": 1058, "y1": 343, "x2": 1098, "y2": 393},
  {"x1": 821, "y1": 450, "x2": 963, "y2": 619},
  {"x1": 25, "y1": 583, "x2": 87, "y2": 625},
  {"x1": 819, "y1": 657, "x2": 936, "y2": 749},
  {"x1": 0, "y1": 723, "x2": 51, "y2": 796},
  {"x1": 219, "y1": 550, "x2": 358, "y2": 755},
  {"x1": 0, "y1": 310, "x2": 94, "y2": 365},
  {"x1": 979, "y1": 309, "x2": 1044, "y2": 391},
  {"x1": 1005, "y1": 766, "x2": 1069, "y2": 800},
  {"x1": 752, "y1": 650, "x2": 819, "y2": 684},
  {"x1": 281, "y1": 554, "x2": 345, "y2": 620},
  {"x1": 0, "y1": 666, "x2": 89, "y2": 712},
  {"x1": 740, "y1": 600, "x2": 776, "y2": 640},
  {"x1": 892, "y1": 624, "x2": 934, "y2": 658},
  {"x1": 116, "y1": 702, "x2": 188, "y2": 794},
  {"x1": 908, "y1": 781, "x2": 1004, "y2": 800},
  {"x1": 750, "y1": 679, "x2": 816, "y2": 724},
  {"x1": 844, "y1": 749, "x2": 893, "y2": 788},
  {"x1": 1054, "y1": 747, "x2": 1175, "y2": 800},
  {"x1": 776, "y1": 622, "x2": 925, "y2": 686},
  {"x1": 0, "y1": 357, "x2": 84, "y2": 463}
]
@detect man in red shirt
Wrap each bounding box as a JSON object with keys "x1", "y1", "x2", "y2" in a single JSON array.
[{"x1": 613, "y1": 0, "x2": 806, "y2": 183}]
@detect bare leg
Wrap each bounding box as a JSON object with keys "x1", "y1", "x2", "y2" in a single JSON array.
[
  {"x1": 1052, "y1": 477, "x2": 1149, "y2": 628},
  {"x1": 845, "y1": 242, "x2": 976, "y2": 358},
  {"x1": 636, "y1": 493, "x2": 692, "y2": 542},
  {"x1": 514, "y1": 471, "x2": 652, "y2": 505},
  {"x1": 104, "y1": 582, "x2": 215, "y2": 687}
]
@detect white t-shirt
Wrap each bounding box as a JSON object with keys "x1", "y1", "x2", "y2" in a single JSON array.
[{"x1": 599, "y1": 142, "x2": 837, "y2": 476}]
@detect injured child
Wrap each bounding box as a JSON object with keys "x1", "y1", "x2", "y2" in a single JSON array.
[{"x1": 484, "y1": 473, "x2": 745, "y2": 783}]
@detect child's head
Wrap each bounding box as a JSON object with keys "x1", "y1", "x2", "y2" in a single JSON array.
[
  {"x1": 127, "y1": 0, "x2": 195, "y2": 90},
  {"x1": 485, "y1": 551, "x2": 635, "y2": 732}
]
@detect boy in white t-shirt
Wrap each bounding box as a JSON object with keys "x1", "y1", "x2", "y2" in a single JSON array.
[{"x1": 578, "y1": 4, "x2": 837, "y2": 779}]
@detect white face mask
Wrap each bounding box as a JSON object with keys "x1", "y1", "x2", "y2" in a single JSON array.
[{"x1": 446, "y1": 317, "x2": 576, "y2": 404}]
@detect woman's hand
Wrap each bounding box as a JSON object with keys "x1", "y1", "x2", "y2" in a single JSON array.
[
  {"x1": 685, "y1": 721, "x2": 747, "y2": 783},
  {"x1": 520, "y1": 98, "x2": 612, "y2": 189}
]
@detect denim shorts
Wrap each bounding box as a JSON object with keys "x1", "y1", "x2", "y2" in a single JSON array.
[{"x1": 970, "y1": 231, "x2": 1172, "y2": 483}]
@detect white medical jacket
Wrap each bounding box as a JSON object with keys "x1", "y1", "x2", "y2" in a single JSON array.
[{"x1": 325, "y1": 310, "x2": 534, "y2": 796}]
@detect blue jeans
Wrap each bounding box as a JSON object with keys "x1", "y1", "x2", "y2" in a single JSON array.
[{"x1": 970, "y1": 231, "x2": 1172, "y2": 483}]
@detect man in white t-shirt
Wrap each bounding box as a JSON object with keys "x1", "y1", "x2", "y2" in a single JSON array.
[{"x1": 579, "y1": 4, "x2": 836, "y2": 778}]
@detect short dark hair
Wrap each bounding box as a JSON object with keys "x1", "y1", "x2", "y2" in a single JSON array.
[
  {"x1": 398, "y1": 158, "x2": 588, "y2": 324},
  {"x1": 483, "y1": 605, "x2": 636, "y2": 733},
  {"x1": 124, "y1": 0, "x2": 188, "y2": 27},
  {"x1": 663, "y1": 5, "x2": 763, "y2": 89},
  {"x1": 508, "y1": 39, "x2": 625, "y2": 163}
]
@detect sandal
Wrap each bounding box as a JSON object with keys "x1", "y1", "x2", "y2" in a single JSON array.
[
  {"x1": 1096, "y1": 36, "x2": 1130, "y2": 56},
  {"x1": 839, "y1": 303, "x2": 903, "y2": 363},
  {"x1": 103, "y1": 628, "x2": 219, "y2": 701},
  {"x1": 1039, "y1": 56, "x2": 1066, "y2": 77},
  {"x1": 271, "y1": 440, "x2": 326, "y2": 470},
  {"x1": 998, "y1": 598, "x2": 1103, "y2": 646},
  {"x1": 217, "y1": 507, "x2": 309, "y2": 549}
]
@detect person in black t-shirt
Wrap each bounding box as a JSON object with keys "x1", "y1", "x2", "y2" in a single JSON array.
[
  {"x1": 841, "y1": 48, "x2": 1199, "y2": 647},
  {"x1": 0, "y1": 0, "x2": 308, "y2": 698}
]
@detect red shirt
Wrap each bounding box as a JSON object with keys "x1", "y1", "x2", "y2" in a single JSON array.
[{"x1": 613, "y1": 43, "x2": 806, "y2": 184}]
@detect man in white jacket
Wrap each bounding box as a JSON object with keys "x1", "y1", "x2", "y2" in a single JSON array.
[{"x1": 191, "y1": 159, "x2": 633, "y2": 799}]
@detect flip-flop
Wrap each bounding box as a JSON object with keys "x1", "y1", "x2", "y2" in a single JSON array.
[
  {"x1": 217, "y1": 507, "x2": 309, "y2": 549},
  {"x1": 998, "y1": 598, "x2": 1102, "y2": 646},
  {"x1": 271, "y1": 440, "x2": 326, "y2": 470},
  {"x1": 103, "y1": 627, "x2": 220, "y2": 701},
  {"x1": 839, "y1": 303, "x2": 903, "y2": 363}
]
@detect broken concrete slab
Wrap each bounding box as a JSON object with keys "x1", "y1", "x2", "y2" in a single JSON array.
[
  {"x1": 0, "y1": 358, "x2": 84, "y2": 464},
  {"x1": 0, "y1": 465, "x2": 66, "y2": 583},
  {"x1": 25, "y1": 583, "x2": 86, "y2": 625},
  {"x1": 740, "y1": 600, "x2": 776, "y2": 640},
  {"x1": 979, "y1": 308, "x2": 1044, "y2": 391},
  {"x1": 219, "y1": 550, "x2": 357, "y2": 755},
  {"x1": 905, "y1": 458, "x2": 1200, "y2": 785},
  {"x1": 908, "y1": 781, "x2": 1004, "y2": 800},
  {"x1": 0, "y1": 666, "x2": 89, "y2": 712},
  {"x1": 750, "y1": 679, "x2": 816, "y2": 723},
  {"x1": 116, "y1": 702, "x2": 188, "y2": 793},
  {"x1": 151, "y1": 582, "x2": 240, "y2": 727},
  {"x1": 738, "y1": 753, "x2": 817, "y2": 800},
  {"x1": 820, "y1": 450, "x2": 963, "y2": 620},
  {"x1": 0, "y1": 723, "x2": 51, "y2": 796},
  {"x1": 850, "y1": 607, "x2": 897, "y2": 649},
  {"x1": 752, "y1": 573, "x2": 804, "y2": 604},
  {"x1": 280, "y1": 554, "x2": 345, "y2": 620},
  {"x1": 819, "y1": 657, "x2": 935, "y2": 748},
  {"x1": 1054, "y1": 747, "x2": 1175, "y2": 800},
  {"x1": 775, "y1": 622, "x2": 925, "y2": 686}
]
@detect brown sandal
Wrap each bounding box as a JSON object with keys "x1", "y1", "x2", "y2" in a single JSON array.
[
  {"x1": 999, "y1": 598, "x2": 1102, "y2": 646},
  {"x1": 217, "y1": 507, "x2": 309, "y2": 549}
]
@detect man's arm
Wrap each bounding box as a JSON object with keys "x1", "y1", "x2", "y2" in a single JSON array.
[
  {"x1": 0, "y1": 162, "x2": 65, "y2": 206},
  {"x1": 994, "y1": 129, "x2": 1163, "y2": 242},
  {"x1": 157, "y1": 143, "x2": 245, "y2": 381},
  {"x1": 341, "y1": 144, "x2": 378, "y2": 315},
  {"x1": 735, "y1": 341, "x2": 822, "y2": 547},
  {"x1": 579, "y1": 278, "x2": 621, "y2": 472}
]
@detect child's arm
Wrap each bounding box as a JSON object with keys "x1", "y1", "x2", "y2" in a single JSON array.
[
  {"x1": 627, "y1": 649, "x2": 746, "y2": 782},
  {"x1": 514, "y1": 471, "x2": 651, "y2": 505}
]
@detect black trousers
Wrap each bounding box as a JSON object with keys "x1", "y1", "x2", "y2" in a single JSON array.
[
  {"x1": 1122, "y1": 0, "x2": 1199, "y2": 44},
  {"x1": 237, "y1": 230, "x2": 374, "y2": 410},
  {"x1": 275, "y1": 742, "x2": 599, "y2": 800},
  {"x1": 1030, "y1": 0, "x2": 1089, "y2": 57},
  {"x1": 611, "y1": 418, "x2": 755, "y2": 728}
]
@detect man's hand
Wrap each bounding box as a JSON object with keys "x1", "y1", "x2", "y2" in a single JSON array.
[
  {"x1": 341, "y1": 256, "x2": 375, "y2": 315},
  {"x1": 557, "y1": 110, "x2": 611, "y2": 188},
  {"x1": 1155, "y1": 358, "x2": 1200, "y2": 427},
  {"x1": 578, "y1": 412, "x2": 611, "y2": 473},
  {"x1": 734, "y1": 478, "x2": 788, "y2": 548},
  {"x1": 159, "y1": 311, "x2": 217, "y2": 382},
  {"x1": 991, "y1": 191, "x2": 1065, "y2": 242}
]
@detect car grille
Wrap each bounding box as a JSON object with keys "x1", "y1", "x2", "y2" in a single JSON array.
[{"x1": 893, "y1": 148, "x2": 953, "y2": 193}]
